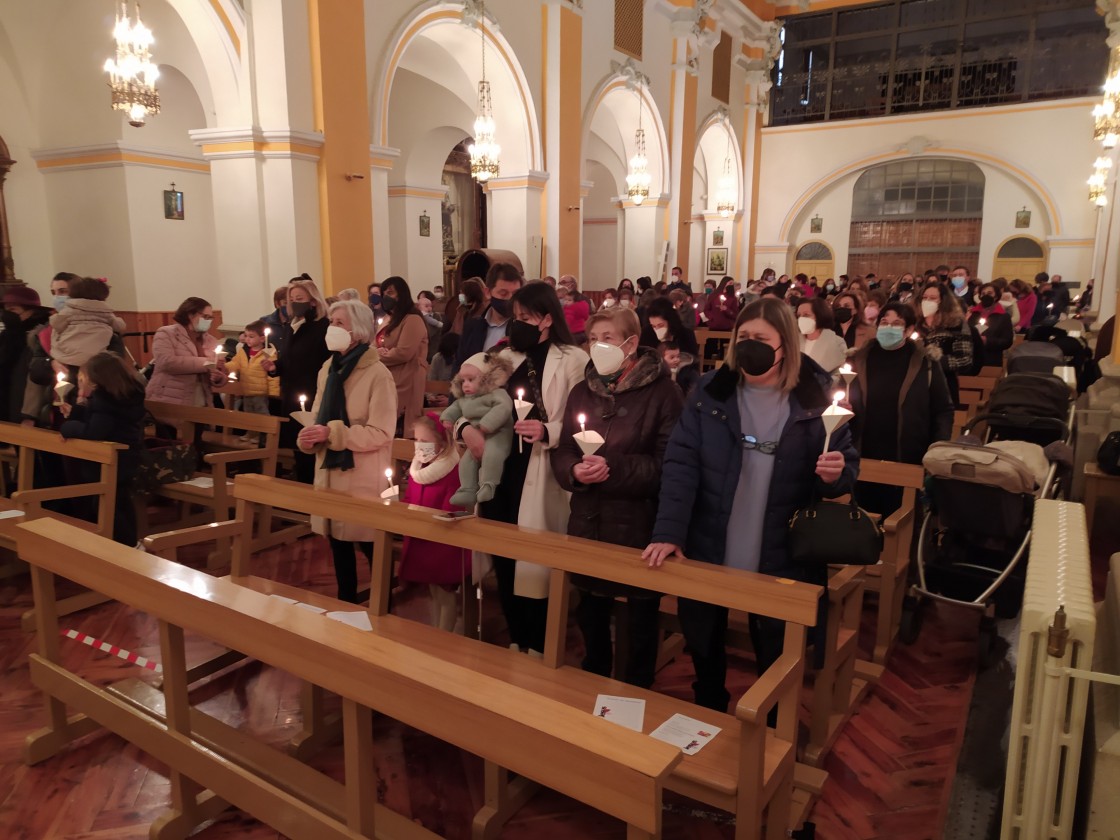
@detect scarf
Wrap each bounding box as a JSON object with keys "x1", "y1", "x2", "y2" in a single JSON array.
[
  {"x1": 315, "y1": 343, "x2": 367, "y2": 471},
  {"x1": 409, "y1": 448, "x2": 459, "y2": 485}
]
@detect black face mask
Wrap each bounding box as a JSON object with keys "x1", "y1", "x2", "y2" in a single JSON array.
[
  {"x1": 735, "y1": 339, "x2": 778, "y2": 376},
  {"x1": 490, "y1": 297, "x2": 511, "y2": 317},
  {"x1": 938, "y1": 273, "x2": 949, "y2": 282},
  {"x1": 980, "y1": 294, "x2": 995, "y2": 308},
  {"x1": 369, "y1": 293, "x2": 381, "y2": 308},
  {"x1": 834, "y1": 307, "x2": 853, "y2": 324},
  {"x1": 868, "y1": 282, "x2": 880, "y2": 291},
  {"x1": 381, "y1": 295, "x2": 397, "y2": 314},
  {"x1": 507, "y1": 319, "x2": 541, "y2": 351},
  {"x1": 290, "y1": 301, "x2": 312, "y2": 319},
  {"x1": 898, "y1": 282, "x2": 913, "y2": 293}
]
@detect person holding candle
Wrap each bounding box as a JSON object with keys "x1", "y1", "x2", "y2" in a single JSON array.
[
  {"x1": 145, "y1": 297, "x2": 227, "y2": 406},
  {"x1": 458, "y1": 282, "x2": 588, "y2": 656},
  {"x1": 222, "y1": 320, "x2": 280, "y2": 436},
  {"x1": 376, "y1": 276, "x2": 430, "y2": 431},
  {"x1": 702, "y1": 276, "x2": 740, "y2": 331},
  {"x1": 297, "y1": 300, "x2": 397, "y2": 603},
  {"x1": 551, "y1": 306, "x2": 684, "y2": 688},
  {"x1": 915, "y1": 281, "x2": 973, "y2": 403},
  {"x1": 846, "y1": 302, "x2": 954, "y2": 515},
  {"x1": 262, "y1": 279, "x2": 331, "y2": 483},
  {"x1": 642, "y1": 297, "x2": 858, "y2": 712},
  {"x1": 967, "y1": 282, "x2": 1014, "y2": 369}
]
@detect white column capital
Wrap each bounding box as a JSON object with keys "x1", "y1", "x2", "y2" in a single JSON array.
[
  {"x1": 369, "y1": 145, "x2": 401, "y2": 170},
  {"x1": 189, "y1": 127, "x2": 324, "y2": 161}
]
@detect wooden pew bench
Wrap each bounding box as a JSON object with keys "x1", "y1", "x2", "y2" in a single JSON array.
[
  {"x1": 190, "y1": 474, "x2": 826, "y2": 840},
  {"x1": 19, "y1": 519, "x2": 681, "y2": 840},
  {"x1": 142, "y1": 400, "x2": 308, "y2": 566},
  {"x1": 0, "y1": 422, "x2": 126, "y2": 628}
]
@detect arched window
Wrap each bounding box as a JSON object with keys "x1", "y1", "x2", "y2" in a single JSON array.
[
  {"x1": 796, "y1": 241, "x2": 832, "y2": 261},
  {"x1": 997, "y1": 237, "x2": 1044, "y2": 259},
  {"x1": 849, "y1": 159, "x2": 984, "y2": 278}
]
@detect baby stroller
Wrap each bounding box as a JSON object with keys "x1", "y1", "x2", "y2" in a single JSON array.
[
  {"x1": 974, "y1": 372, "x2": 1074, "y2": 448},
  {"x1": 902, "y1": 437, "x2": 1064, "y2": 666}
]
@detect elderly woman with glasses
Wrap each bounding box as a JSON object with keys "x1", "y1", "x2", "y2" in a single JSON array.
[{"x1": 643, "y1": 297, "x2": 859, "y2": 712}]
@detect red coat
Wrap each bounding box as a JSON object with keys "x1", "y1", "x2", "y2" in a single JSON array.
[{"x1": 398, "y1": 464, "x2": 471, "y2": 585}]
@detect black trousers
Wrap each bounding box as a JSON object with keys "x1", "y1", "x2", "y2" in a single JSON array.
[
  {"x1": 328, "y1": 537, "x2": 373, "y2": 603},
  {"x1": 679, "y1": 599, "x2": 787, "y2": 713},
  {"x1": 578, "y1": 591, "x2": 661, "y2": 689},
  {"x1": 492, "y1": 555, "x2": 548, "y2": 652}
]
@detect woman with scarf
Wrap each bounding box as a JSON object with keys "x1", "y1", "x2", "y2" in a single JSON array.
[
  {"x1": 551, "y1": 306, "x2": 683, "y2": 687},
  {"x1": 297, "y1": 300, "x2": 398, "y2": 603}
]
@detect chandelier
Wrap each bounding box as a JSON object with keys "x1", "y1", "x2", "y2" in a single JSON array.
[
  {"x1": 1088, "y1": 156, "x2": 1111, "y2": 207},
  {"x1": 716, "y1": 124, "x2": 736, "y2": 218},
  {"x1": 103, "y1": 1, "x2": 160, "y2": 128},
  {"x1": 468, "y1": 3, "x2": 500, "y2": 183},
  {"x1": 626, "y1": 92, "x2": 651, "y2": 206}
]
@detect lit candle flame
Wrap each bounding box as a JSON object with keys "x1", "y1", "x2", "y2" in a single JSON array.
[
  {"x1": 299, "y1": 394, "x2": 307, "y2": 412},
  {"x1": 840, "y1": 363, "x2": 853, "y2": 375},
  {"x1": 832, "y1": 390, "x2": 844, "y2": 407},
  {"x1": 578, "y1": 413, "x2": 587, "y2": 434},
  {"x1": 516, "y1": 388, "x2": 524, "y2": 402},
  {"x1": 385, "y1": 467, "x2": 394, "y2": 489},
  {"x1": 56, "y1": 371, "x2": 67, "y2": 384}
]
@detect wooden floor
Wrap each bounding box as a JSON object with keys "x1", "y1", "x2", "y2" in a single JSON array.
[{"x1": 0, "y1": 525, "x2": 989, "y2": 840}]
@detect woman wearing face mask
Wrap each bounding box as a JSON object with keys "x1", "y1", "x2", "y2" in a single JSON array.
[
  {"x1": 376, "y1": 276, "x2": 429, "y2": 430},
  {"x1": 991, "y1": 278, "x2": 1020, "y2": 330},
  {"x1": 832, "y1": 290, "x2": 875, "y2": 350},
  {"x1": 617, "y1": 289, "x2": 636, "y2": 310},
  {"x1": 702, "y1": 276, "x2": 740, "y2": 331},
  {"x1": 890, "y1": 273, "x2": 917, "y2": 305},
  {"x1": 366, "y1": 281, "x2": 385, "y2": 322},
  {"x1": 145, "y1": 297, "x2": 228, "y2": 406},
  {"x1": 458, "y1": 283, "x2": 588, "y2": 656},
  {"x1": 968, "y1": 282, "x2": 1014, "y2": 368},
  {"x1": 549, "y1": 307, "x2": 683, "y2": 687},
  {"x1": 445, "y1": 277, "x2": 487, "y2": 336},
  {"x1": 1010, "y1": 278, "x2": 1037, "y2": 332},
  {"x1": 639, "y1": 297, "x2": 699, "y2": 361},
  {"x1": 863, "y1": 289, "x2": 888, "y2": 327},
  {"x1": 796, "y1": 297, "x2": 848, "y2": 376},
  {"x1": 916, "y1": 282, "x2": 972, "y2": 403},
  {"x1": 642, "y1": 297, "x2": 858, "y2": 711},
  {"x1": 847, "y1": 302, "x2": 954, "y2": 515},
  {"x1": 297, "y1": 300, "x2": 397, "y2": 603},
  {"x1": 262, "y1": 279, "x2": 331, "y2": 483}
]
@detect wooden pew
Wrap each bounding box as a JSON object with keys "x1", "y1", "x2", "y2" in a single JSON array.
[
  {"x1": 142, "y1": 400, "x2": 307, "y2": 566},
  {"x1": 957, "y1": 374, "x2": 997, "y2": 406},
  {"x1": 0, "y1": 422, "x2": 126, "y2": 628},
  {"x1": 854, "y1": 459, "x2": 927, "y2": 664},
  {"x1": 213, "y1": 474, "x2": 824, "y2": 840},
  {"x1": 19, "y1": 519, "x2": 680, "y2": 840}
]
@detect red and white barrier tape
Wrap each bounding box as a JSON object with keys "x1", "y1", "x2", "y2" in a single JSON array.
[{"x1": 61, "y1": 628, "x2": 162, "y2": 673}]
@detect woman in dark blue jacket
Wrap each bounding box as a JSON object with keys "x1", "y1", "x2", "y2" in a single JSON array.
[{"x1": 643, "y1": 297, "x2": 859, "y2": 712}]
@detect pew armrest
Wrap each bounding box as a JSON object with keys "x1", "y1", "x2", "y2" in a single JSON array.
[
  {"x1": 143, "y1": 519, "x2": 243, "y2": 553},
  {"x1": 204, "y1": 449, "x2": 273, "y2": 466},
  {"x1": 12, "y1": 483, "x2": 107, "y2": 504},
  {"x1": 882, "y1": 502, "x2": 914, "y2": 536},
  {"x1": 735, "y1": 651, "x2": 803, "y2": 724},
  {"x1": 828, "y1": 565, "x2": 864, "y2": 601}
]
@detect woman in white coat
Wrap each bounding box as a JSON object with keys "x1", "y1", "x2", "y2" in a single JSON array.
[
  {"x1": 460, "y1": 282, "x2": 588, "y2": 655},
  {"x1": 796, "y1": 297, "x2": 849, "y2": 378},
  {"x1": 298, "y1": 300, "x2": 398, "y2": 602}
]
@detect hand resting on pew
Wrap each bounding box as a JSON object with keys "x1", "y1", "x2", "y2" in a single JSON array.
[{"x1": 642, "y1": 541, "x2": 684, "y2": 568}]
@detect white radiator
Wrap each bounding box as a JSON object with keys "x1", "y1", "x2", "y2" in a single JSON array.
[
  {"x1": 1002, "y1": 499, "x2": 1096, "y2": 840},
  {"x1": 1086, "y1": 553, "x2": 1120, "y2": 839}
]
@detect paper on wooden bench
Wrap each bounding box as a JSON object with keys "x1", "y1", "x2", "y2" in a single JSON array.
[
  {"x1": 294, "y1": 602, "x2": 327, "y2": 614},
  {"x1": 268, "y1": 594, "x2": 298, "y2": 605},
  {"x1": 325, "y1": 610, "x2": 373, "y2": 631},
  {"x1": 650, "y1": 713, "x2": 722, "y2": 755},
  {"x1": 0, "y1": 510, "x2": 24, "y2": 520},
  {"x1": 592, "y1": 694, "x2": 645, "y2": 732}
]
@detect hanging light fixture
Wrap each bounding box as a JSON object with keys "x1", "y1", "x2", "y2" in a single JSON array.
[
  {"x1": 1088, "y1": 156, "x2": 1112, "y2": 207},
  {"x1": 1094, "y1": 49, "x2": 1120, "y2": 150},
  {"x1": 468, "y1": 2, "x2": 500, "y2": 183},
  {"x1": 626, "y1": 90, "x2": 651, "y2": 206},
  {"x1": 716, "y1": 122, "x2": 736, "y2": 218},
  {"x1": 103, "y1": 1, "x2": 160, "y2": 128}
]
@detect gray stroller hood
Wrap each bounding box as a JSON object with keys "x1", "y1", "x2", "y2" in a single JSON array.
[{"x1": 922, "y1": 440, "x2": 1047, "y2": 495}]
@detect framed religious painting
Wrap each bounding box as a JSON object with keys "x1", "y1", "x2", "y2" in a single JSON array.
[{"x1": 707, "y1": 248, "x2": 728, "y2": 276}]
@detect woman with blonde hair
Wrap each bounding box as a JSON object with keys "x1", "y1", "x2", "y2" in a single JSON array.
[{"x1": 643, "y1": 297, "x2": 858, "y2": 711}]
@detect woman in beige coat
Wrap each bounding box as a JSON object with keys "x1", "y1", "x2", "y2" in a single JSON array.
[
  {"x1": 376, "y1": 276, "x2": 429, "y2": 433},
  {"x1": 298, "y1": 300, "x2": 398, "y2": 602}
]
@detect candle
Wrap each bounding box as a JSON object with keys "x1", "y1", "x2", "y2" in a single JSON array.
[
  {"x1": 578, "y1": 413, "x2": 586, "y2": 435},
  {"x1": 910, "y1": 331, "x2": 920, "y2": 341},
  {"x1": 56, "y1": 371, "x2": 66, "y2": 385},
  {"x1": 215, "y1": 346, "x2": 225, "y2": 362},
  {"x1": 840, "y1": 363, "x2": 853, "y2": 376},
  {"x1": 299, "y1": 394, "x2": 307, "y2": 413},
  {"x1": 979, "y1": 318, "x2": 986, "y2": 326},
  {"x1": 263, "y1": 327, "x2": 271, "y2": 348},
  {"x1": 516, "y1": 388, "x2": 524, "y2": 402},
  {"x1": 227, "y1": 371, "x2": 236, "y2": 381},
  {"x1": 385, "y1": 467, "x2": 394, "y2": 489},
  {"x1": 832, "y1": 390, "x2": 844, "y2": 408}
]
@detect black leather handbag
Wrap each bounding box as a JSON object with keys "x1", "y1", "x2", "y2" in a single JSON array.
[{"x1": 788, "y1": 493, "x2": 883, "y2": 567}]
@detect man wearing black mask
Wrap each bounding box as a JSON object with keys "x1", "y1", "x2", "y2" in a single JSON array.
[{"x1": 454, "y1": 262, "x2": 524, "y2": 373}]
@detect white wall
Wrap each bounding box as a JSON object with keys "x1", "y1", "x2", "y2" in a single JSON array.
[{"x1": 756, "y1": 99, "x2": 1100, "y2": 283}]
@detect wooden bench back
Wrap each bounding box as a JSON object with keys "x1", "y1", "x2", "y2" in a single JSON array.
[
  {"x1": 17, "y1": 519, "x2": 680, "y2": 832},
  {"x1": 145, "y1": 400, "x2": 283, "y2": 436},
  {"x1": 856, "y1": 459, "x2": 925, "y2": 490}
]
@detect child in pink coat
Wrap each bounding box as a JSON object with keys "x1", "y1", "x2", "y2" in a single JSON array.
[{"x1": 398, "y1": 412, "x2": 471, "y2": 631}]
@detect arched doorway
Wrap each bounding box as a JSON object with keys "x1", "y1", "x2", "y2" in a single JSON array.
[
  {"x1": 992, "y1": 236, "x2": 1047, "y2": 284},
  {"x1": 691, "y1": 115, "x2": 742, "y2": 285},
  {"x1": 793, "y1": 241, "x2": 834, "y2": 282}
]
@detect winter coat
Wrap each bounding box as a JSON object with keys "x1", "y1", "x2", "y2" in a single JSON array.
[
  {"x1": 50, "y1": 299, "x2": 126, "y2": 367},
  {"x1": 551, "y1": 348, "x2": 683, "y2": 596},
  {"x1": 800, "y1": 329, "x2": 849, "y2": 376},
  {"x1": 651, "y1": 357, "x2": 859, "y2": 580},
  {"x1": 835, "y1": 318, "x2": 875, "y2": 351},
  {"x1": 639, "y1": 323, "x2": 699, "y2": 359},
  {"x1": 671, "y1": 355, "x2": 701, "y2": 397},
  {"x1": 702, "y1": 291, "x2": 740, "y2": 331},
  {"x1": 273, "y1": 316, "x2": 331, "y2": 417},
  {"x1": 59, "y1": 388, "x2": 145, "y2": 459},
  {"x1": 0, "y1": 308, "x2": 51, "y2": 424},
  {"x1": 1015, "y1": 293, "x2": 1037, "y2": 332},
  {"x1": 145, "y1": 323, "x2": 221, "y2": 406},
  {"x1": 261, "y1": 308, "x2": 290, "y2": 356},
  {"x1": 398, "y1": 452, "x2": 470, "y2": 585},
  {"x1": 968, "y1": 306, "x2": 1014, "y2": 368},
  {"x1": 377, "y1": 313, "x2": 430, "y2": 425},
  {"x1": 563, "y1": 299, "x2": 591, "y2": 337},
  {"x1": 298, "y1": 347, "x2": 398, "y2": 542},
  {"x1": 848, "y1": 339, "x2": 955, "y2": 465},
  {"x1": 225, "y1": 347, "x2": 280, "y2": 398}
]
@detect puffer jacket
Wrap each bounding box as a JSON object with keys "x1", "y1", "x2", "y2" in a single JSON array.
[
  {"x1": 50, "y1": 299, "x2": 126, "y2": 367},
  {"x1": 651, "y1": 357, "x2": 859, "y2": 579},
  {"x1": 145, "y1": 323, "x2": 221, "y2": 406},
  {"x1": 552, "y1": 348, "x2": 683, "y2": 594},
  {"x1": 225, "y1": 346, "x2": 280, "y2": 398}
]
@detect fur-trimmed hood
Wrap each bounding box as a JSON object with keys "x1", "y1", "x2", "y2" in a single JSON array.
[{"x1": 450, "y1": 350, "x2": 513, "y2": 399}]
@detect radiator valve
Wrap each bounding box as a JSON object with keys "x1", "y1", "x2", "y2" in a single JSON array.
[{"x1": 1047, "y1": 605, "x2": 1070, "y2": 658}]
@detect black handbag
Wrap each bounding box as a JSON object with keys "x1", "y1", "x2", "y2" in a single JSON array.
[{"x1": 788, "y1": 493, "x2": 883, "y2": 567}]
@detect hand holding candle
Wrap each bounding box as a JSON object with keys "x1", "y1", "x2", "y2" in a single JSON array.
[
  {"x1": 290, "y1": 393, "x2": 314, "y2": 427},
  {"x1": 380, "y1": 467, "x2": 399, "y2": 500},
  {"x1": 821, "y1": 389, "x2": 854, "y2": 455},
  {"x1": 53, "y1": 371, "x2": 74, "y2": 405},
  {"x1": 573, "y1": 411, "x2": 605, "y2": 456},
  {"x1": 513, "y1": 387, "x2": 533, "y2": 453}
]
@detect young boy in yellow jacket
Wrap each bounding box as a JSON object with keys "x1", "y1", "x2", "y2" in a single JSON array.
[{"x1": 225, "y1": 319, "x2": 279, "y2": 440}]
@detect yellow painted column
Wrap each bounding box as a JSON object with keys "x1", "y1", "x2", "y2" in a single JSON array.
[
  {"x1": 308, "y1": 0, "x2": 373, "y2": 294},
  {"x1": 542, "y1": 0, "x2": 582, "y2": 277}
]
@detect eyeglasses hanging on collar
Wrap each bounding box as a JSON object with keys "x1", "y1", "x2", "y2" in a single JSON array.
[{"x1": 741, "y1": 434, "x2": 778, "y2": 455}]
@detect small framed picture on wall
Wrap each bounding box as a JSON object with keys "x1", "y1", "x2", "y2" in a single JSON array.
[
  {"x1": 163, "y1": 189, "x2": 184, "y2": 220},
  {"x1": 707, "y1": 247, "x2": 728, "y2": 276},
  {"x1": 712, "y1": 228, "x2": 724, "y2": 247}
]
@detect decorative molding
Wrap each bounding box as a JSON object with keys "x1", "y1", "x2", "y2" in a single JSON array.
[
  {"x1": 609, "y1": 58, "x2": 651, "y2": 91},
  {"x1": 1045, "y1": 237, "x2": 1095, "y2": 248},
  {"x1": 899, "y1": 135, "x2": 937, "y2": 155},
  {"x1": 369, "y1": 145, "x2": 401, "y2": 170},
  {"x1": 189, "y1": 127, "x2": 324, "y2": 161},
  {"x1": 484, "y1": 171, "x2": 550, "y2": 191},
  {"x1": 388, "y1": 184, "x2": 449, "y2": 201},
  {"x1": 32, "y1": 142, "x2": 209, "y2": 174}
]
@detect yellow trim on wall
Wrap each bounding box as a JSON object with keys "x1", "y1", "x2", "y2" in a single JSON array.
[
  {"x1": 486, "y1": 177, "x2": 548, "y2": 191},
  {"x1": 369, "y1": 156, "x2": 396, "y2": 169},
  {"x1": 36, "y1": 151, "x2": 210, "y2": 173},
  {"x1": 387, "y1": 186, "x2": 446, "y2": 200},
  {"x1": 1048, "y1": 239, "x2": 1094, "y2": 248},
  {"x1": 199, "y1": 140, "x2": 322, "y2": 158},
  {"x1": 208, "y1": 0, "x2": 241, "y2": 57}
]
